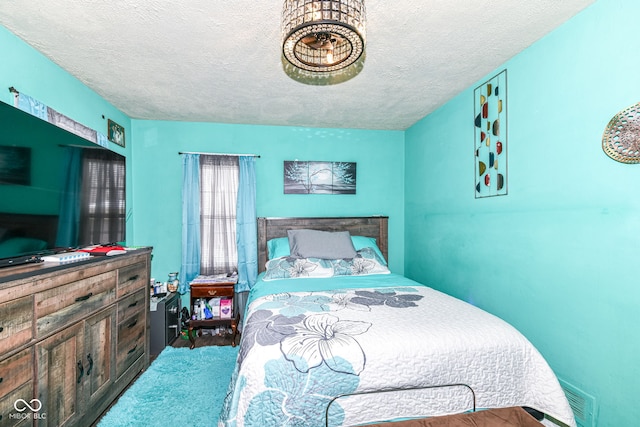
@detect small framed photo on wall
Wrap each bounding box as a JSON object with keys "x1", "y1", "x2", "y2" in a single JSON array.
[{"x1": 107, "y1": 119, "x2": 125, "y2": 147}]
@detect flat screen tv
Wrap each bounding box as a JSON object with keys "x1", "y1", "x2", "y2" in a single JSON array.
[{"x1": 0, "y1": 101, "x2": 126, "y2": 267}]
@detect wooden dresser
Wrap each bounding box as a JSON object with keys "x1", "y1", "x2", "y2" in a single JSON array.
[{"x1": 0, "y1": 248, "x2": 152, "y2": 427}]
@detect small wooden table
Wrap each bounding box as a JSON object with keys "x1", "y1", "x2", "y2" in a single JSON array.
[{"x1": 188, "y1": 279, "x2": 239, "y2": 349}]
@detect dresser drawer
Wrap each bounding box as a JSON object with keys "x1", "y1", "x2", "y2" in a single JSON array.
[
  {"x1": 117, "y1": 289, "x2": 145, "y2": 323},
  {"x1": 0, "y1": 348, "x2": 33, "y2": 399},
  {"x1": 190, "y1": 283, "x2": 234, "y2": 298},
  {"x1": 117, "y1": 262, "x2": 148, "y2": 298},
  {"x1": 0, "y1": 381, "x2": 33, "y2": 427},
  {"x1": 35, "y1": 271, "x2": 117, "y2": 338},
  {"x1": 116, "y1": 310, "x2": 145, "y2": 378},
  {"x1": 0, "y1": 296, "x2": 33, "y2": 354}
]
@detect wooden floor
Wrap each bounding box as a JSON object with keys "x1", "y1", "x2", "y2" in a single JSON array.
[
  {"x1": 170, "y1": 331, "x2": 239, "y2": 348},
  {"x1": 148, "y1": 330, "x2": 240, "y2": 363}
]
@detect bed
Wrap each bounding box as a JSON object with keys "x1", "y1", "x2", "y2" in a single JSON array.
[{"x1": 219, "y1": 216, "x2": 576, "y2": 427}]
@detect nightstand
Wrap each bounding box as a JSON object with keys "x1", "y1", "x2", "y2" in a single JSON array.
[{"x1": 188, "y1": 280, "x2": 239, "y2": 349}]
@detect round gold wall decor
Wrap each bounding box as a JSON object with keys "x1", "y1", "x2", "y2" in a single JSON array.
[{"x1": 602, "y1": 102, "x2": 640, "y2": 164}]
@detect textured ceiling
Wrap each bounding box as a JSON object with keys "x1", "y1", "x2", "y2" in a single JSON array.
[{"x1": 0, "y1": 0, "x2": 594, "y2": 131}]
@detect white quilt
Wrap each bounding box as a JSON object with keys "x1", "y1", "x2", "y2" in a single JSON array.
[{"x1": 219, "y1": 274, "x2": 576, "y2": 427}]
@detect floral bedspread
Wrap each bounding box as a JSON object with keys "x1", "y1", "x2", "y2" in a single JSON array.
[{"x1": 218, "y1": 274, "x2": 576, "y2": 427}]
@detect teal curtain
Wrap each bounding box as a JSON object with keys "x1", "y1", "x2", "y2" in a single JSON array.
[
  {"x1": 180, "y1": 154, "x2": 201, "y2": 294},
  {"x1": 236, "y1": 156, "x2": 257, "y2": 293},
  {"x1": 55, "y1": 147, "x2": 83, "y2": 247}
]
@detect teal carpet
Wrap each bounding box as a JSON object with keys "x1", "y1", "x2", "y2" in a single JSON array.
[{"x1": 98, "y1": 345, "x2": 239, "y2": 427}]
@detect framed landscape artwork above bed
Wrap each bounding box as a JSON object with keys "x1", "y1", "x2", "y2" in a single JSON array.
[{"x1": 284, "y1": 160, "x2": 357, "y2": 194}]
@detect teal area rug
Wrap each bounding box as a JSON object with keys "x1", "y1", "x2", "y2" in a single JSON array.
[{"x1": 98, "y1": 345, "x2": 239, "y2": 427}]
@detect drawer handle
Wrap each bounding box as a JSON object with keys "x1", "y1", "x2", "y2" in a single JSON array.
[
  {"x1": 77, "y1": 361, "x2": 84, "y2": 383},
  {"x1": 75, "y1": 292, "x2": 93, "y2": 302},
  {"x1": 86, "y1": 354, "x2": 93, "y2": 376},
  {"x1": 0, "y1": 326, "x2": 3, "y2": 333},
  {"x1": 128, "y1": 301, "x2": 139, "y2": 308},
  {"x1": 127, "y1": 345, "x2": 137, "y2": 355},
  {"x1": 207, "y1": 290, "x2": 217, "y2": 296},
  {"x1": 128, "y1": 274, "x2": 140, "y2": 282},
  {"x1": 128, "y1": 319, "x2": 138, "y2": 329}
]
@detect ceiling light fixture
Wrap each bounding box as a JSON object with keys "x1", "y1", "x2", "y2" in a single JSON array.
[{"x1": 281, "y1": 0, "x2": 366, "y2": 85}]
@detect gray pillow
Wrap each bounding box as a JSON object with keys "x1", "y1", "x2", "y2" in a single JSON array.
[{"x1": 287, "y1": 229, "x2": 357, "y2": 259}]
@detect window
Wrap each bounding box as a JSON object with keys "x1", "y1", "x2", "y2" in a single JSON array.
[
  {"x1": 79, "y1": 149, "x2": 126, "y2": 245},
  {"x1": 199, "y1": 155, "x2": 238, "y2": 275}
]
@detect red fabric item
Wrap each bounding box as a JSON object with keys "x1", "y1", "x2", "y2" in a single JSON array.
[{"x1": 79, "y1": 245, "x2": 125, "y2": 255}]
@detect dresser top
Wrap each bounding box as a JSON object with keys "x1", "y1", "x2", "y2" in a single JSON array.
[{"x1": 0, "y1": 247, "x2": 152, "y2": 286}]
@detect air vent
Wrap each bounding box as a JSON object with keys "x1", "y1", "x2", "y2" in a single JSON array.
[{"x1": 559, "y1": 379, "x2": 596, "y2": 427}]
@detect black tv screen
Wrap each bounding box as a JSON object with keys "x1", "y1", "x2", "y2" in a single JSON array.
[{"x1": 0, "y1": 101, "x2": 126, "y2": 266}]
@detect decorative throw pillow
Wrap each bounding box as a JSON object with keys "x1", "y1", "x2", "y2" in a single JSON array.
[
  {"x1": 267, "y1": 237, "x2": 290, "y2": 259},
  {"x1": 350, "y1": 235, "x2": 387, "y2": 265}
]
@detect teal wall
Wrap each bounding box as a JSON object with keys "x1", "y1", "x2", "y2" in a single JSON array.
[
  {"x1": 405, "y1": 1, "x2": 639, "y2": 425},
  {"x1": 0, "y1": 25, "x2": 133, "y2": 239},
  {"x1": 130, "y1": 120, "x2": 405, "y2": 283}
]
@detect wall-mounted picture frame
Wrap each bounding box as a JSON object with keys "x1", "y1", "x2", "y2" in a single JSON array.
[
  {"x1": 284, "y1": 160, "x2": 356, "y2": 194},
  {"x1": 474, "y1": 69, "x2": 507, "y2": 198},
  {"x1": 0, "y1": 146, "x2": 31, "y2": 185},
  {"x1": 107, "y1": 119, "x2": 125, "y2": 147}
]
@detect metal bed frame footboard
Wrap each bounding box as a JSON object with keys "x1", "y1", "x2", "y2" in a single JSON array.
[{"x1": 325, "y1": 383, "x2": 476, "y2": 427}]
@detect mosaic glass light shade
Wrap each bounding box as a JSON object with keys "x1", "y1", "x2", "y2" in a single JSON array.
[
  {"x1": 602, "y1": 102, "x2": 640, "y2": 164},
  {"x1": 281, "y1": 0, "x2": 366, "y2": 85}
]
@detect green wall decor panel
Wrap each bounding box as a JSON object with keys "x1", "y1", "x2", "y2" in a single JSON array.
[{"x1": 405, "y1": 1, "x2": 640, "y2": 426}]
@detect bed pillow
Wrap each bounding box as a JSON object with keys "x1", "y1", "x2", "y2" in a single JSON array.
[
  {"x1": 288, "y1": 229, "x2": 357, "y2": 259},
  {"x1": 267, "y1": 237, "x2": 290, "y2": 260},
  {"x1": 350, "y1": 235, "x2": 387, "y2": 265},
  {"x1": 268, "y1": 234, "x2": 387, "y2": 263},
  {"x1": 263, "y1": 247, "x2": 390, "y2": 281}
]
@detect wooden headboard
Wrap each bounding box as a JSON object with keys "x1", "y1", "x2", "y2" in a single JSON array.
[{"x1": 257, "y1": 216, "x2": 388, "y2": 272}]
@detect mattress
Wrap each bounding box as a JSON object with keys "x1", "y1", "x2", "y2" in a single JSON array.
[{"x1": 218, "y1": 273, "x2": 576, "y2": 427}]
